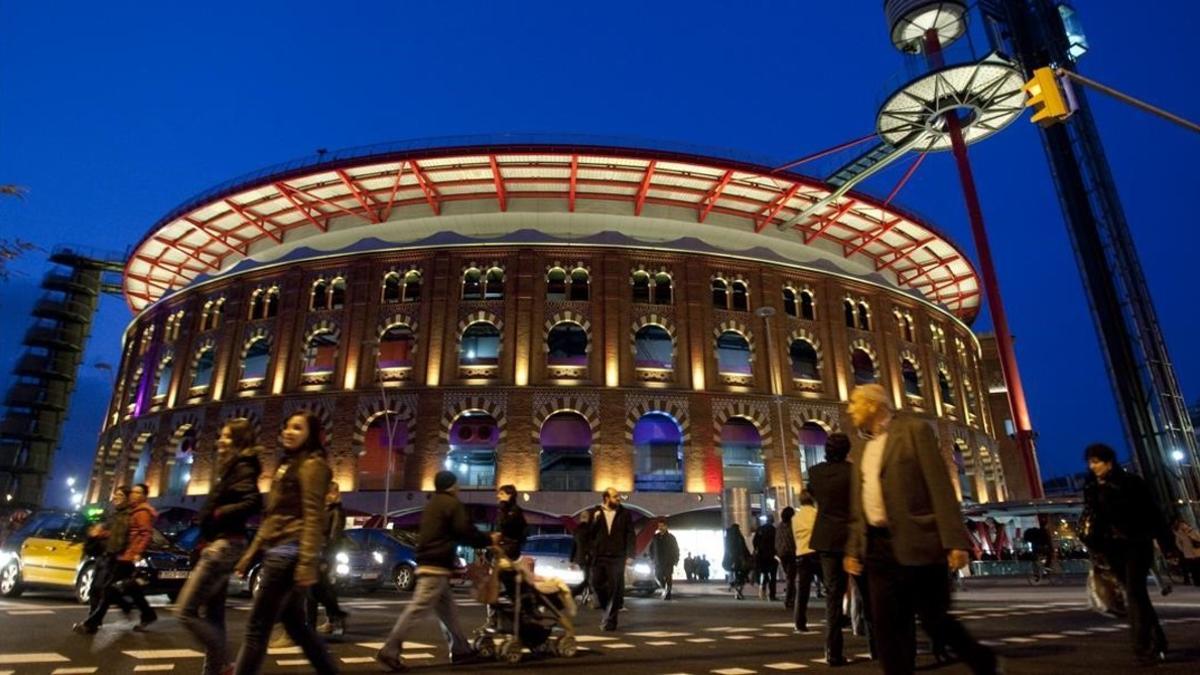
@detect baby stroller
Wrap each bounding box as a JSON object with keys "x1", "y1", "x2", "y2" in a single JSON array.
[{"x1": 468, "y1": 546, "x2": 578, "y2": 665}]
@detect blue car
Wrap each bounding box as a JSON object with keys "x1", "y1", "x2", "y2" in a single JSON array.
[{"x1": 343, "y1": 528, "x2": 468, "y2": 592}]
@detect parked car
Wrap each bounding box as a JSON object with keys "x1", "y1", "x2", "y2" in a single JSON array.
[
  {"x1": 343, "y1": 528, "x2": 469, "y2": 592},
  {"x1": 172, "y1": 525, "x2": 386, "y2": 598},
  {"x1": 0, "y1": 509, "x2": 192, "y2": 604},
  {"x1": 519, "y1": 533, "x2": 657, "y2": 595}
]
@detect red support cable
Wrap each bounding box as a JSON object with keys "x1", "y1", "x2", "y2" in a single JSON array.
[
  {"x1": 698, "y1": 170, "x2": 734, "y2": 223},
  {"x1": 223, "y1": 199, "x2": 283, "y2": 242},
  {"x1": 802, "y1": 200, "x2": 856, "y2": 243},
  {"x1": 634, "y1": 161, "x2": 657, "y2": 216},
  {"x1": 273, "y1": 184, "x2": 329, "y2": 232},
  {"x1": 489, "y1": 155, "x2": 507, "y2": 212},
  {"x1": 883, "y1": 152, "x2": 927, "y2": 206},
  {"x1": 336, "y1": 170, "x2": 382, "y2": 223},
  {"x1": 755, "y1": 183, "x2": 802, "y2": 232},
  {"x1": 409, "y1": 161, "x2": 441, "y2": 215},
  {"x1": 568, "y1": 155, "x2": 578, "y2": 212},
  {"x1": 770, "y1": 133, "x2": 879, "y2": 173},
  {"x1": 381, "y1": 162, "x2": 407, "y2": 221}
]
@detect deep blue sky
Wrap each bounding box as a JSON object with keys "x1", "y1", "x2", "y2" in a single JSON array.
[{"x1": 2, "y1": 1, "x2": 1198, "y2": 508}]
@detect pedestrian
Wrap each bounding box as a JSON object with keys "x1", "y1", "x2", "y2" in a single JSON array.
[
  {"x1": 698, "y1": 554, "x2": 711, "y2": 581},
  {"x1": 74, "y1": 486, "x2": 133, "y2": 631},
  {"x1": 310, "y1": 481, "x2": 349, "y2": 637},
  {"x1": 570, "y1": 509, "x2": 594, "y2": 605},
  {"x1": 589, "y1": 487, "x2": 636, "y2": 631},
  {"x1": 1080, "y1": 443, "x2": 1176, "y2": 666},
  {"x1": 808, "y1": 431, "x2": 855, "y2": 666},
  {"x1": 232, "y1": 411, "x2": 338, "y2": 675},
  {"x1": 723, "y1": 523, "x2": 751, "y2": 600},
  {"x1": 843, "y1": 384, "x2": 997, "y2": 675},
  {"x1": 77, "y1": 483, "x2": 158, "y2": 633},
  {"x1": 1173, "y1": 517, "x2": 1200, "y2": 585},
  {"x1": 375, "y1": 470, "x2": 495, "y2": 671},
  {"x1": 175, "y1": 418, "x2": 263, "y2": 675},
  {"x1": 683, "y1": 552, "x2": 696, "y2": 581},
  {"x1": 649, "y1": 520, "x2": 680, "y2": 600},
  {"x1": 753, "y1": 515, "x2": 778, "y2": 600},
  {"x1": 493, "y1": 484, "x2": 528, "y2": 561},
  {"x1": 776, "y1": 507, "x2": 797, "y2": 610},
  {"x1": 792, "y1": 492, "x2": 820, "y2": 635}
]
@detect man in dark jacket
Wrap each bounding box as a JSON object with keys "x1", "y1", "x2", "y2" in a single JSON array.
[
  {"x1": 649, "y1": 521, "x2": 680, "y2": 600},
  {"x1": 376, "y1": 471, "x2": 496, "y2": 671},
  {"x1": 753, "y1": 516, "x2": 778, "y2": 601},
  {"x1": 493, "y1": 484, "x2": 528, "y2": 561},
  {"x1": 844, "y1": 385, "x2": 996, "y2": 674},
  {"x1": 312, "y1": 481, "x2": 349, "y2": 637},
  {"x1": 78, "y1": 483, "x2": 158, "y2": 633},
  {"x1": 589, "y1": 487, "x2": 635, "y2": 631},
  {"x1": 77, "y1": 487, "x2": 133, "y2": 626},
  {"x1": 808, "y1": 432, "x2": 853, "y2": 666}
]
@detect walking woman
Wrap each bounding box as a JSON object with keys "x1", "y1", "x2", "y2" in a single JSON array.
[
  {"x1": 177, "y1": 418, "x2": 263, "y2": 675},
  {"x1": 723, "y1": 523, "x2": 751, "y2": 600},
  {"x1": 1081, "y1": 443, "x2": 1177, "y2": 667},
  {"x1": 233, "y1": 411, "x2": 338, "y2": 675}
]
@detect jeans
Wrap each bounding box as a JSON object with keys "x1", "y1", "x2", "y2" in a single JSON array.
[
  {"x1": 1109, "y1": 544, "x2": 1167, "y2": 659},
  {"x1": 865, "y1": 528, "x2": 994, "y2": 675},
  {"x1": 176, "y1": 539, "x2": 244, "y2": 675},
  {"x1": 380, "y1": 573, "x2": 472, "y2": 661},
  {"x1": 758, "y1": 559, "x2": 777, "y2": 599},
  {"x1": 306, "y1": 559, "x2": 346, "y2": 627},
  {"x1": 655, "y1": 563, "x2": 673, "y2": 598},
  {"x1": 793, "y1": 554, "x2": 819, "y2": 629},
  {"x1": 234, "y1": 545, "x2": 338, "y2": 675},
  {"x1": 88, "y1": 554, "x2": 131, "y2": 615},
  {"x1": 83, "y1": 560, "x2": 155, "y2": 629},
  {"x1": 820, "y1": 552, "x2": 849, "y2": 659},
  {"x1": 591, "y1": 556, "x2": 626, "y2": 629},
  {"x1": 780, "y1": 556, "x2": 797, "y2": 608}
]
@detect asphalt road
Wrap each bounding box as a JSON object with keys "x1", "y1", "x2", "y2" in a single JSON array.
[{"x1": 0, "y1": 580, "x2": 1197, "y2": 674}]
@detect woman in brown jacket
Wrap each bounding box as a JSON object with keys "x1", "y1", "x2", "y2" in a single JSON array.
[{"x1": 233, "y1": 411, "x2": 337, "y2": 675}]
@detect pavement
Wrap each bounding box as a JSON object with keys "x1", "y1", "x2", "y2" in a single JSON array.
[{"x1": 0, "y1": 579, "x2": 1197, "y2": 674}]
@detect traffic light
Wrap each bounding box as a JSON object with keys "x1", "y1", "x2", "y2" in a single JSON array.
[{"x1": 1022, "y1": 67, "x2": 1071, "y2": 127}]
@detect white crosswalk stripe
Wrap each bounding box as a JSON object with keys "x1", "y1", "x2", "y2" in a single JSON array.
[{"x1": 0, "y1": 653, "x2": 70, "y2": 665}]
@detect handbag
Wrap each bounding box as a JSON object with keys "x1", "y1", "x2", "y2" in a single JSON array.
[
  {"x1": 1086, "y1": 555, "x2": 1126, "y2": 617},
  {"x1": 466, "y1": 559, "x2": 499, "y2": 604}
]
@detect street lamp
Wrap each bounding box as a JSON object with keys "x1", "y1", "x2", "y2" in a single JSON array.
[
  {"x1": 755, "y1": 305, "x2": 792, "y2": 508},
  {"x1": 66, "y1": 476, "x2": 76, "y2": 489},
  {"x1": 1171, "y1": 449, "x2": 1186, "y2": 462},
  {"x1": 363, "y1": 338, "x2": 401, "y2": 527}
]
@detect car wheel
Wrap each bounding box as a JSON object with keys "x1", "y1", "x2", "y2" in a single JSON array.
[
  {"x1": 249, "y1": 568, "x2": 263, "y2": 598},
  {"x1": 0, "y1": 562, "x2": 23, "y2": 597},
  {"x1": 75, "y1": 565, "x2": 96, "y2": 604},
  {"x1": 393, "y1": 564, "x2": 416, "y2": 592}
]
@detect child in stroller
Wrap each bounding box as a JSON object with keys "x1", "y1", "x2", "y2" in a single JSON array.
[{"x1": 469, "y1": 546, "x2": 578, "y2": 664}]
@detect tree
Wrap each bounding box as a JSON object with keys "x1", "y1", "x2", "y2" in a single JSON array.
[{"x1": 1, "y1": 185, "x2": 33, "y2": 280}]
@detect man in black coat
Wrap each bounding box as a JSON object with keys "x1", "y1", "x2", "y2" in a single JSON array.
[
  {"x1": 649, "y1": 521, "x2": 680, "y2": 600},
  {"x1": 589, "y1": 487, "x2": 635, "y2": 631},
  {"x1": 807, "y1": 432, "x2": 853, "y2": 666},
  {"x1": 753, "y1": 516, "x2": 778, "y2": 600}
]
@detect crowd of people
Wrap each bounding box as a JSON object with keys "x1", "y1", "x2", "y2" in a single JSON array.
[{"x1": 60, "y1": 384, "x2": 1195, "y2": 674}]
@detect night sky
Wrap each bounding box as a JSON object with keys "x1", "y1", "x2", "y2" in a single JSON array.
[{"x1": 2, "y1": 1, "x2": 1198, "y2": 509}]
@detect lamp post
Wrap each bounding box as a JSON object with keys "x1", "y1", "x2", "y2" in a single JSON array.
[
  {"x1": 363, "y1": 338, "x2": 401, "y2": 527},
  {"x1": 755, "y1": 306, "x2": 792, "y2": 508}
]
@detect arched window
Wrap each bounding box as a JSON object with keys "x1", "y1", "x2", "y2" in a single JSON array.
[
  {"x1": 378, "y1": 324, "x2": 415, "y2": 369},
  {"x1": 721, "y1": 417, "x2": 764, "y2": 491},
  {"x1": 633, "y1": 413, "x2": 683, "y2": 492},
  {"x1": 212, "y1": 299, "x2": 225, "y2": 328},
  {"x1": 731, "y1": 280, "x2": 749, "y2": 312},
  {"x1": 462, "y1": 268, "x2": 483, "y2": 300},
  {"x1": 856, "y1": 302, "x2": 870, "y2": 330},
  {"x1": 310, "y1": 279, "x2": 329, "y2": 311},
  {"x1": 201, "y1": 302, "x2": 215, "y2": 331},
  {"x1": 954, "y1": 442, "x2": 974, "y2": 503},
  {"x1": 547, "y1": 268, "x2": 567, "y2": 301},
  {"x1": 241, "y1": 338, "x2": 271, "y2": 382},
  {"x1": 896, "y1": 312, "x2": 914, "y2": 342},
  {"x1": 712, "y1": 278, "x2": 728, "y2": 308},
  {"x1": 901, "y1": 358, "x2": 921, "y2": 397},
  {"x1": 154, "y1": 357, "x2": 174, "y2": 399},
  {"x1": 165, "y1": 428, "x2": 196, "y2": 497},
  {"x1": 131, "y1": 441, "x2": 152, "y2": 486},
  {"x1": 304, "y1": 330, "x2": 338, "y2": 375},
  {"x1": 851, "y1": 348, "x2": 876, "y2": 384},
  {"x1": 797, "y1": 421, "x2": 828, "y2": 478},
  {"x1": 964, "y1": 381, "x2": 978, "y2": 424},
  {"x1": 569, "y1": 268, "x2": 590, "y2": 301},
  {"x1": 484, "y1": 267, "x2": 505, "y2": 299},
  {"x1": 191, "y1": 347, "x2": 215, "y2": 390},
  {"x1": 789, "y1": 339, "x2": 819, "y2": 381},
  {"x1": 844, "y1": 299, "x2": 856, "y2": 328},
  {"x1": 539, "y1": 411, "x2": 592, "y2": 492},
  {"x1": 654, "y1": 272, "x2": 673, "y2": 305},
  {"x1": 358, "y1": 414, "x2": 407, "y2": 491},
  {"x1": 547, "y1": 322, "x2": 588, "y2": 367},
  {"x1": 329, "y1": 277, "x2": 346, "y2": 309},
  {"x1": 447, "y1": 412, "x2": 498, "y2": 488},
  {"x1": 264, "y1": 287, "x2": 279, "y2": 318},
  {"x1": 716, "y1": 330, "x2": 752, "y2": 375},
  {"x1": 939, "y1": 370, "x2": 956, "y2": 405},
  {"x1": 401, "y1": 271, "x2": 421, "y2": 302},
  {"x1": 783, "y1": 288, "x2": 798, "y2": 317},
  {"x1": 632, "y1": 271, "x2": 651, "y2": 303},
  {"x1": 634, "y1": 325, "x2": 673, "y2": 370},
  {"x1": 248, "y1": 290, "x2": 264, "y2": 320},
  {"x1": 382, "y1": 272, "x2": 402, "y2": 303},
  {"x1": 460, "y1": 322, "x2": 500, "y2": 366},
  {"x1": 800, "y1": 291, "x2": 815, "y2": 321}
]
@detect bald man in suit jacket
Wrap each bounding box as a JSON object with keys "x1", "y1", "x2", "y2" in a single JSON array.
[{"x1": 843, "y1": 385, "x2": 996, "y2": 675}]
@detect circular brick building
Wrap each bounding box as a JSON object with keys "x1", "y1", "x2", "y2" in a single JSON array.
[{"x1": 88, "y1": 137, "x2": 1009, "y2": 531}]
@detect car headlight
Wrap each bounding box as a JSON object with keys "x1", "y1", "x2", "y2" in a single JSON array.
[
  {"x1": 372, "y1": 551, "x2": 384, "y2": 564},
  {"x1": 135, "y1": 558, "x2": 149, "y2": 568},
  {"x1": 335, "y1": 563, "x2": 351, "y2": 576},
  {"x1": 0, "y1": 550, "x2": 13, "y2": 566},
  {"x1": 633, "y1": 563, "x2": 652, "y2": 576},
  {"x1": 335, "y1": 552, "x2": 349, "y2": 564}
]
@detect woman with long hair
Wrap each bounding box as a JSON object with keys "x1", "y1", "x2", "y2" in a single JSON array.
[
  {"x1": 176, "y1": 418, "x2": 263, "y2": 675},
  {"x1": 723, "y1": 523, "x2": 751, "y2": 600},
  {"x1": 233, "y1": 412, "x2": 338, "y2": 675}
]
